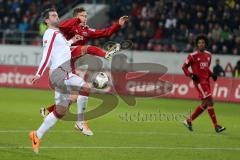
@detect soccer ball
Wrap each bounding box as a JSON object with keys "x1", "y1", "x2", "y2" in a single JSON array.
[{"x1": 92, "y1": 72, "x2": 109, "y2": 89}]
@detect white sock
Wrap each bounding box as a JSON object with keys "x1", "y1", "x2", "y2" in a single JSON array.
[
  {"x1": 36, "y1": 112, "x2": 58, "y2": 139},
  {"x1": 77, "y1": 95, "x2": 88, "y2": 122}
]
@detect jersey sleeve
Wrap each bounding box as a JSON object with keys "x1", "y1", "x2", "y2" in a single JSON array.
[
  {"x1": 58, "y1": 18, "x2": 80, "y2": 35},
  {"x1": 35, "y1": 31, "x2": 58, "y2": 77},
  {"x1": 86, "y1": 22, "x2": 121, "y2": 39},
  {"x1": 182, "y1": 54, "x2": 193, "y2": 77}
]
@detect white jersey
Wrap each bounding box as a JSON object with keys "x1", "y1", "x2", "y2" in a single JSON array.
[{"x1": 35, "y1": 28, "x2": 72, "y2": 77}]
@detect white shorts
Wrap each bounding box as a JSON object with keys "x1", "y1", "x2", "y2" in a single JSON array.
[
  {"x1": 64, "y1": 73, "x2": 86, "y2": 91},
  {"x1": 54, "y1": 73, "x2": 86, "y2": 106}
]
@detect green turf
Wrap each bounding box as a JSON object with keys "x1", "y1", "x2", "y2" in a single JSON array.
[{"x1": 0, "y1": 87, "x2": 239, "y2": 160}]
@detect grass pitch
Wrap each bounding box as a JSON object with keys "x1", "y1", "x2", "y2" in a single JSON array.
[{"x1": 0, "y1": 88, "x2": 239, "y2": 160}]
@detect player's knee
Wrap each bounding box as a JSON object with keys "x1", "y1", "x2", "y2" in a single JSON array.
[
  {"x1": 70, "y1": 94, "x2": 78, "y2": 103},
  {"x1": 202, "y1": 98, "x2": 214, "y2": 107},
  {"x1": 81, "y1": 83, "x2": 91, "y2": 94},
  {"x1": 207, "y1": 99, "x2": 214, "y2": 106},
  {"x1": 202, "y1": 104, "x2": 208, "y2": 109},
  {"x1": 201, "y1": 100, "x2": 208, "y2": 109},
  {"x1": 54, "y1": 105, "x2": 68, "y2": 118}
]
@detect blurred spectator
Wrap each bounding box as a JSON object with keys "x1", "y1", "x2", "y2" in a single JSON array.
[
  {"x1": 221, "y1": 25, "x2": 231, "y2": 41},
  {"x1": 225, "y1": 0, "x2": 236, "y2": 8},
  {"x1": 176, "y1": 24, "x2": 189, "y2": 42},
  {"x1": 105, "y1": 0, "x2": 240, "y2": 53},
  {"x1": 145, "y1": 21, "x2": 155, "y2": 39},
  {"x1": 233, "y1": 60, "x2": 240, "y2": 78},
  {"x1": 213, "y1": 59, "x2": 225, "y2": 77},
  {"x1": 165, "y1": 14, "x2": 177, "y2": 29},
  {"x1": 0, "y1": 0, "x2": 73, "y2": 32},
  {"x1": 39, "y1": 22, "x2": 47, "y2": 36},
  {"x1": 153, "y1": 22, "x2": 164, "y2": 40},
  {"x1": 0, "y1": 0, "x2": 240, "y2": 54},
  {"x1": 211, "y1": 24, "x2": 222, "y2": 42},
  {"x1": 18, "y1": 16, "x2": 29, "y2": 32},
  {"x1": 9, "y1": 17, "x2": 17, "y2": 31}
]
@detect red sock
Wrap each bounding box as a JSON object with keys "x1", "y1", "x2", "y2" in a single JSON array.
[
  {"x1": 79, "y1": 90, "x2": 89, "y2": 97},
  {"x1": 207, "y1": 106, "x2": 218, "y2": 128},
  {"x1": 53, "y1": 108, "x2": 63, "y2": 119},
  {"x1": 188, "y1": 105, "x2": 205, "y2": 122},
  {"x1": 46, "y1": 104, "x2": 56, "y2": 113},
  {"x1": 87, "y1": 46, "x2": 106, "y2": 57}
]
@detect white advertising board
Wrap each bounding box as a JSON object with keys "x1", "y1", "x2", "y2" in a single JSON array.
[{"x1": 0, "y1": 45, "x2": 239, "y2": 74}]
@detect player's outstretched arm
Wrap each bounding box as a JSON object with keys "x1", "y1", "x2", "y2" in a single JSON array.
[{"x1": 87, "y1": 15, "x2": 128, "y2": 39}]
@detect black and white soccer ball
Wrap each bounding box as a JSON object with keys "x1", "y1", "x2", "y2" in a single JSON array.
[{"x1": 92, "y1": 72, "x2": 109, "y2": 89}]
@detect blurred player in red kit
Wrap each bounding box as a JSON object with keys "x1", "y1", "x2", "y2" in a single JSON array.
[
  {"x1": 182, "y1": 34, "x2": 226, "y2": 133},
  {"x1": 40, "y1": 7, "x2": 128, "y2": 136}
]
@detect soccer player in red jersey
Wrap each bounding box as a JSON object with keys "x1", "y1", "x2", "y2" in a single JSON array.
[
  {"x1": 59, "y1": 7, "x2": 128, "y2": 60},
  {"x1": 40, "y1": 8, "x2": 128, "y2": 136},
  {"x1": 182, "y1": 34, "x2": 226, "y2": 133}
]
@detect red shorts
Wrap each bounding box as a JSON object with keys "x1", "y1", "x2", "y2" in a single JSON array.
[
  {"x1": 70, "y1": 46, "x2": 85, "y2": 59},
  {"x1": 194, "y1": 82, "x2": 212, "y2": 99}
]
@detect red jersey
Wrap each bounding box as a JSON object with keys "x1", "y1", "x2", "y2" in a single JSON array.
[
  {"x1": 58, "y1": 18, "x2": 121, "y2": 46},
  {"x1": 182, "y1": 50, "x2": 213, "y2": 82}
]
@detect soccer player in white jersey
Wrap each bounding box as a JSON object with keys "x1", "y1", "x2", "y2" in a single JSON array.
[
  {"x1": 39, "y1": 8, "x2": 127, "y2": 136},
  {"x1": 29, "y1": 8, "x2": 91, "y2": 154}
]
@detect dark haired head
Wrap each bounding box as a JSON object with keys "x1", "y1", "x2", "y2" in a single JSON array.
[
  {"x1": 41, "y1": 8, "x2": 57, "y2": 24},
  {"x1": 195, "y1": 34, "x2": 208, "y2": 47},
  {"x1": 73, "y1": 7, "x2": 86, "y2": 17}
]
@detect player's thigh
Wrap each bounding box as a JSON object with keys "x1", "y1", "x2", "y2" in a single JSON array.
[
  {"x1": 200, "y1": 83, "x2": 212, "y2": 98},
  {"x1": 194, "y1": 82, "x2": 211, "y2": 99},
  {"x1": 64, "y1": 73, "x2": 90, "y2": 93},
  {"x1": 75, "y1": 65, "x2": 88, "y2": 79},
  {"x1": 70, "y1": 93, "x2": 78, "y2": 103},
  {"x1": 194, "y1": 82, "x2": 204, "y2": 99},
  {"x1": 71, "y1": 46, "x2": 83, "y2": 58},
  {"x1": 71, "y1": 45, "x2": 88, "y2": 59}
]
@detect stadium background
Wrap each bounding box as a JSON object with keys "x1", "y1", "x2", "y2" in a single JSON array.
[{"x1": 0, "y1": 0, "x2": 240, "y2": 160}]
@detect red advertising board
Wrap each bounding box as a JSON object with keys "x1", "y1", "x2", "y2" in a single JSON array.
[
  {"x1": 1, "y1": 65, "x2": 239, "y2": 103},
  {"x1": 0, "y1": 65, "x2": 49, "y2": 89},
  {"x1": 161, "y1": 74, "x2": 239, "y2": 102}
]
